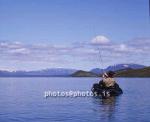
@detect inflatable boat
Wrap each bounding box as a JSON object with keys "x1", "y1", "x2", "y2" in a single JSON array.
[{"x1": 92, "y1": 81, "x2": 123, "y2": 99}]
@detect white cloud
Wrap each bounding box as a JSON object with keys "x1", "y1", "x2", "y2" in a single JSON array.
[
  {"x1": 114, "y1": 44, "x2": 129, "y2": 52},
  {"x1": 127, "y1": 38, "x2": 150, "y2": 52},
  {"x1": 8, "y1": 48, "x2": 30, "y2": 54},
  {"x1": 119, "y1": 44, "x2": 127, "y2": 51},
  {"x1": 0, "y1": 37, "x2": 150, "y2": 70},
  {"x1": 91, "y1": 35, "x2": 110, "y2": 44}
]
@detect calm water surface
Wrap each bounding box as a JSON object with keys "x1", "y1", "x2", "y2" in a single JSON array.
[{"x1": 0, "y1": 77, "x2": 150, "y2": 122}]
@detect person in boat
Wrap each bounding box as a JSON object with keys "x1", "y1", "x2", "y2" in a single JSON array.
[
  {"x1": 99, "y1": 71, "x2": 116, "y2": 89},
  {"x1": 92, "y1": 71, "x2": 123, "y2": 97}
]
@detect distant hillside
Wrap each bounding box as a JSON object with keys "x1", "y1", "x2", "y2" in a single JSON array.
[
  {"x1": 91, "y1": 64, "x2": 145, "y2": 74},
  {"x1": 0, "y1": 64, "x2": 149, "y2": 77},
  {"x1": 0, "y1": 68, "x2": 77, "y2": 77},
  {"x1": 115, "y1": 67, "x2": 150, "y2": 77},
  {"x1": 90, "y1": 68, "x2": 103, "y2": 74},
  {"x1": 71, "y1": 70, "x2": 98, "y2": 77},
  {"x1": 106, "y1": 63, "x2": 145, "y2": 71},
  {"x1": 27, "y1": 68, "x2": 77, "y2": 76},
  {"x1": 72, "y1": 67, "x2": 150, "y2": 77}
]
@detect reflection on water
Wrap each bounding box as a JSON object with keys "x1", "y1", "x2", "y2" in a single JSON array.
[
  {"x1": 100, "y1": 97, "x2": 116, "y2": 120},
  {"x1": 92, "y1": 96, "x2": 120, "y2": 122}
]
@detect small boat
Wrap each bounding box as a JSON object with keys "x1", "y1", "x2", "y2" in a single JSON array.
[{"x1": 91, "y1": 82, "x2": 123, "y2": 99}]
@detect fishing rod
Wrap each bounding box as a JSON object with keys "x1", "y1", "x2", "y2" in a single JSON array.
[
  {"x1": 97, "y1": 43, "x2": 116, "y2": 76},
  {"x1": 97, "y1": 46, "x2": 105, "y2": 76}
]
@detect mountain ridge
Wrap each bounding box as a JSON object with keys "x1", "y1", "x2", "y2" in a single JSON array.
[
  {"x1": 90, "y1": 64, "x2": 145, "y2": 74},
  {"x1": 72, "y1": 67, "x2": 150, "y2": 77},
  {"x1": 0, "y1": 68, "x2": 77, "y2": 77},
  {"x1": 0, "y1": 64, "x2": 149, "y2": 77}
]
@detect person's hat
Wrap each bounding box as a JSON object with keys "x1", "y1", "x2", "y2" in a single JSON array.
[{"x1": 107, "y1": 71, "x2": 115, "y2": 77}]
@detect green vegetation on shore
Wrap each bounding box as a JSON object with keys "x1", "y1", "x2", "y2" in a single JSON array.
[
  {"x1": 115, "y1": 67, "x2": 150, "y2": 77},
  {"x1": 72, "y1": 67, "x2": 150, "y2": 77},
  {"x1": 71, "y1": 70, "x2": 98, "y2": 77}
]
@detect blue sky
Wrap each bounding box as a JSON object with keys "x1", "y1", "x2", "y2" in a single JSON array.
[{"x1": 0, "y1": 0, "x2": 150, "y2": 71}]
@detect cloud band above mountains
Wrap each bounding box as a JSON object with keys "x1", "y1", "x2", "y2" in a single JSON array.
[{"x1": 0, "y1": 36, "x2": 150, "y2": 70}]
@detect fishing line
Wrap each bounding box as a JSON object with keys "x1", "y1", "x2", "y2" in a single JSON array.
[{"x1": 97, "y1": 46, "x2": 104, "y2": 74}]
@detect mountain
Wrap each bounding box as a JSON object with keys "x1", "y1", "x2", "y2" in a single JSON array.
[
  {"x1": 72, "y1": 67, "x2": 150, "y2": 77},
  {"x1": 71, "y1": 70, "x2": 98, "y2": 77},
  {"x1": 0, "y1": 64, "x2": 148, "y2": 77},
  {"x1": 106, "y1": 64, "x2": 145, "y2": 71},
  {"x1": 0, "y1": 68, "x2": 77, "y2": 77},
  {"x1": 90, "y1": 68, "x2": 103, "y2": 74},
  {"x1": 27, "y1": 68, "x2": 77, "y2": 76},
  {"x1": 90, "y1": 64, "x2": 145, "y2": 74},
  {"x1": 115, "y1": 67, "x2": 150, "y2": 77}
]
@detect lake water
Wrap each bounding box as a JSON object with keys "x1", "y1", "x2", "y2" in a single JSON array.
[{"x1": 0, "y1": 77, "x2": 150, "y2": 122}]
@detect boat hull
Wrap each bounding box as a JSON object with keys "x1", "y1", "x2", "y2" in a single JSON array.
[{"x1": 92, "y1": 83, "x2": 123, "y2": 99}]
